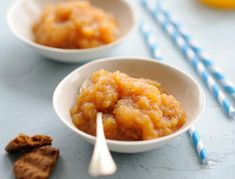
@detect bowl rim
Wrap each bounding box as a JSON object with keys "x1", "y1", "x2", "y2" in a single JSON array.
[
  {"x1": 6, "y1": 0, "x2": 136, "y2": 53},
  {"x1": 53, "y1": 56, "x2": 205, "y2": 146}
]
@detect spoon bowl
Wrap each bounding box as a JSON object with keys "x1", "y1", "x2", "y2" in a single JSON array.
[{"x1": 53, "y1": 57, "x2": 205, "y2": 153}]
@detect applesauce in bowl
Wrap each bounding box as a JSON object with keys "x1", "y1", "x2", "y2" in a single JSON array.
[
  {"x1": 70, "y1": 70, "x2": 186, "y2": 141},
  {"x1": 33, "y1": 1, "x2": 120, "y2": 49}
]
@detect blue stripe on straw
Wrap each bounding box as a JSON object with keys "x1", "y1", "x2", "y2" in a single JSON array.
[
  {"x1": 191, "y1": 130, "x2": 199, "y2": 147},
  {"x1": 201, "y1": 59, "x2": 213, "y2": 67},
  {"x1": 224, "y1": 86, "x2": 235, "y2": 94},
  {"x1": 223, "y1": 99, "x2": 231, "y2": 115},
  {"x1": 200, "y1": 149, "x2": 208, "y2": 164},
  {"x1": 201, "y1": 71, "x2": 208, "y2": 84},
  {"x1": 212, "y1": 72, "x2": 223, "y2": 80},
  {"x1": 140, "y1": 21, "x2": 209, "y2": 165},
  {"x1": 212, "y1": 85, "x2": 219, "y2": 98}
]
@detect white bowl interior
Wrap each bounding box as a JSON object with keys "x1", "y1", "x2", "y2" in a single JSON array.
[
  {"x1": 53, "y1": 57, "x2": 205, "y2": 153},
  {"x1": 8, "y1": 0, "x2": 134, "y2": 49}
]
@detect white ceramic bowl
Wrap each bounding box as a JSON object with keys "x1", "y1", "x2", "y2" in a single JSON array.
[
  {"x1": 53, "y1": 57, "x2": 205, "y2": 153},
  {"x1": 7, "y1": 0, "x2": 135, "y2": 63}
]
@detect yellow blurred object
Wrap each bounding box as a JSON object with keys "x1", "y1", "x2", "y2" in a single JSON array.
[{"x1": 200, "y1": 0, "x2": 235, "y2": 8}]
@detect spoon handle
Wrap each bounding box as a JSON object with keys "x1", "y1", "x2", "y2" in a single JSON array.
[{"x1": 88, "y1": 112, "x2": 117, "y2": 176}]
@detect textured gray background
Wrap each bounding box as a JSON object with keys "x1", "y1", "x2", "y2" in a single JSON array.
[{"x1": 1, "y1": 0, "x2": 235, "y2": 178}]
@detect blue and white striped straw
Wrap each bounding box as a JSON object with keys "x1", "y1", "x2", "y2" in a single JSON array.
[
  {"x1": 140, "y1": 22, "x2": 162, "y2": 60},
  {"x1": 157, "y1": 4, "x2": 235, "y2": 101},
  {"x1": 140, "y1": 22, "x2": 209, "y2": 164},
  {"x1": 189, "y1": 126, "x2": 208, "y2": 164},
  {"x1": 142, "y1": 0, "x2": 235, "y2": 118}
]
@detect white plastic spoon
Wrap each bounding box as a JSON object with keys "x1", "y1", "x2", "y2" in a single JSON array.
[
  {"x1": 79, "y1": 80, "x2": 117, "y2": 176},
  {"x1": 88, "y1": 112, "x2": 117, "y2": 176}
]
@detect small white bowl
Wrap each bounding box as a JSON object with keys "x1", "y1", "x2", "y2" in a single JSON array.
[
  {"x1": 53, "y1": 57, "x2": 205, "y2": 153},
  {"x1": 7, "y1": 0, "x2": 135, "y2": 63}
]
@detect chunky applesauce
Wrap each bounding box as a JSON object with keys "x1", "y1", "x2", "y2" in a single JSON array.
[
  {"x1": 33, "y1": 1, "x2": 119, "y2": 49},
  {"x1": 70, "y1": 70, "x2": 186, "y2": 141}
]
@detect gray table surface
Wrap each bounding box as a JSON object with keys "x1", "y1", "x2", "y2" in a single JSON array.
[{"x1": 1, "y1": 0, "x2": 235, "y2": 178}]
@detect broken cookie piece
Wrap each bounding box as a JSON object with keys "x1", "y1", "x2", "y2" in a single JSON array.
[
  {"x1": 13, "y1": 146, "x2": 59, "y2": 179},
  {"x1": 5, "y1": 134, "x2": 52, "y2": 153}
]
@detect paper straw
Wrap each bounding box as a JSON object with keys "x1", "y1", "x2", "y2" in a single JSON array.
[
  {"x1": 140, "y1": 21, "x2": 209, "y2": 164},
  {"x1": 189, "y1": 126, "x2": 208, "y2": 164},
  {"x1": 158, "y1": 4, "x2": 235, "y2": 101},
  {"x1": 142, "y1": 0, "x2": 235, "y2": 118},
  {"x1": 140, "y1": 22, "x2": 162, "y2": 60}
]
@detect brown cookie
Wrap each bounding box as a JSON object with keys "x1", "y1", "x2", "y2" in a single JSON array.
[
  {"x1": 5, "y1": 134, "x2": 52, "y2": 153},
  {"x1": 13, "y1": 146, "x2": 59, "y2": 179}
]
